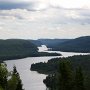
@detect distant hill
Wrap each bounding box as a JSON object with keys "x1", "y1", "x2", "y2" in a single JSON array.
[
  {"x1": 52, "y1": 36, "x2": 90, "y2": 53},
  {"x1": 30, "y1": 40, "x2": 42, "y2": 46},
  {"x1": 0, "y1": 39, "x2": 61, "y2": 61},
  {"x1": 36, "y1": 39, "x2": 70, "y2": 48},
  {"x1": 0, "y1": 39, "x2": 38, "y2": 60}
]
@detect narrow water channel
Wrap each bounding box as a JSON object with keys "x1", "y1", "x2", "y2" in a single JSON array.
[{"x1": 5, "y1": 45, "x2": 89, "y2": 90}]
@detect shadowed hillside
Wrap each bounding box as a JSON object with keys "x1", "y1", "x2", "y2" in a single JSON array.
[
  {"x1": 0, "y1": 39, "x2": 38, "y2": 60},
  {"x1": 31, "y1": 39, "x2": 70, "y2": 47},
  {"x1": 51, "y1": 36, "x2": 90, "y2": 53}
]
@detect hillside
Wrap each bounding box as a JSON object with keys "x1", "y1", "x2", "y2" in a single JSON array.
[
  {"x1": 37, "y1": 39, "x2": 70, "y2": 48},
  {"x1": 51, "y1": 36, "x2": 90, "y2": 53},
  {"x1": 0, "y1": 39, "x2": 38, "y2": 60},
  {"x1": 0, "y1": 39, "x2": 61, "y2": 61},
  {"x1": 30, "y1": 40, "x2": 42, "y2": 46},
  {"x1": 30, "y1": 39, "x2": 70, "y2": 47}
]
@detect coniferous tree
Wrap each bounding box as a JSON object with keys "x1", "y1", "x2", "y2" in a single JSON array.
[
  {"x1": 13, "y1": 66, "x2": 23, "y2": 90},
  {"x1": 75, "y1": 67, "x2": 85, "y2": 90},
  {"x1": 8, "y1": 65, "x2": 23, "y2": 90},
  {"x1": 0, "y1": 63, "x2": 8, "y2": 90},
  {"x1": 13, "y1": 66, "x2": 18, "y2": 75},
  {"x1": 58, "y1": 60, "x2": 73, "y2": 90},
  {"x1": 16, "y1": 79, "x2": 23, "y2": 90}
]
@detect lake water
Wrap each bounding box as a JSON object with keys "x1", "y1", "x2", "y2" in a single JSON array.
[{"x1": 5, "y1": 45, "x2": 89, "y2": 90}]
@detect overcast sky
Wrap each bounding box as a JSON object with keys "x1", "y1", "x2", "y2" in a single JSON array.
[{"x1": 0, "y1": 0, "x2": 90, "y2": 39}]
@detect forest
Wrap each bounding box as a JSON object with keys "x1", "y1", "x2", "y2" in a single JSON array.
[
  {"x1": 0, "y1": 39, "x2": 60, "y2": 61},
  {"x1": 51, "y1": 36, "x2": 90, "y2": 53},
  {"x1": 31, "y1": 55, "x2": 90, "y2": 90},
  {"x1": 31, "y1": 36, "x2": 90, "y2": 53}
]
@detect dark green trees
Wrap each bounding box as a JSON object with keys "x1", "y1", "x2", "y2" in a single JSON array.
[
  {"x1": 16, "y1": 79, "x2": 23, "y2": 90},
  {"x1": 43, "y1": 60, "x2": 85, "y2": 90},
  {"x1": 13, "y1": 66, "x2": 23, "y2": 90},
  {"x1": 0, "y1": 63, "x2": 23, "y2": 90},
  {"x1": 58, "y1": 61, "x2": 85, "y2": 90},
  {"x1": 58, "y1": 61, "x2": 73, "y2": 90},
  {"x1": 43, "y1": 74, "x2": 56, "y2": 90},
  {"x1": 75, "y1": 67, "x2": 85, "y2": 90},
  {"x1": 8, "y1": 66, "x2": 23, "y2": 90},
  {"x1": 0, "y1": 63, "x2": 8, "y2": 90},
  {"x1": 31, "y1": 55, "x2": 90, "y2": 90}
]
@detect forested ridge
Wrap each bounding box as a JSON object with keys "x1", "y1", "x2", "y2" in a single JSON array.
[
  {"x1": 31, "y1": 36, "x2": 90, "y2": 53},
  {"x1": 0, "y1": 39, "x2": 38, "y2": 60},
  {"x1": 51, "y1": 36, "x2": 90, "y2": 53},
  {"x1": 37, "y1": 39, "x2": 70, "y2": 48},
  {"x1": 0, "y1": 39, "x2": 60, "y2": 61}
]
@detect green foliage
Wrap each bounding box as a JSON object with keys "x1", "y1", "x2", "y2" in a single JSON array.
[
  {"x1": 0, "y1": 85, "x2": 4, "y2": 90},
  {"x1": 31, "y1": 55, "x2": 90, "y2": 90},
  {"x1": 0, "y1": 39, "x2": 38, "y2": 61},
  {"x1": 12, "y1": 66, "x2": 19, "y2": 76},
  {"x1": 0, "y1": 63, "x2": 23, "y2": 90},
  {"x1": 75, "y1": 67, "x2": 85, "y2": 90},
  {"x1": 0, "y1": 63, "x2": 8, "y2": 89},
  {"x1": 58, "y1": 61, "x2": 73, "y2": 90},
  {"x1": 16, "y1": 79, "x2": 23, "y2": 90},
  {"x1": 8, "y1": 75, "x2": 19, "y2": 90},
  {"x1": 51, "y1": 36, "x2": 90, "y2": 53},
  {"x1": 43, "y1": 61, "x2": 86, "y2": 90},
  {"x1": 8, "y1": 66, "x2": 23, "y2": 90},
  {"x1": 43, "y1": 74, "x2": 56, "y2": 89},
  {"x1": 36, "y1": 39, "x2": 70, "y2": 48},
  {"x1": 0, "y1": 39, "x2": 61, "y2": 61}
]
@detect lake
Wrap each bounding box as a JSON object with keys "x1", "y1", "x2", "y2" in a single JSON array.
[{"x1": 5, "y1": 45, "x2": 89, "y2": 90}]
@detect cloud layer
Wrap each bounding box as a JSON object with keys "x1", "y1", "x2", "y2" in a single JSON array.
[
  {"x1": 0, "y1": 0, "x2": 90, "y2": 39},
  {"x1": 0, "y1": 0, "x2": 90, "y2": 10}
]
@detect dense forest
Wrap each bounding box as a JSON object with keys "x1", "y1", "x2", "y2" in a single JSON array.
[
  {"x1": 51, "y1": 36, "x2": 90, "y2": 53},
  {"x1": 0, "y1": 39, "x2": 60, "y2": 61},
  {"x1": 0, "y1": 39, "x2": 38, "y2": 60},
  {"x1": 31, "y1": 55, "x2": 90, "y2": 90},
  {"x1": 0, "y1": 63, "x2": 23, "y2": 90}
]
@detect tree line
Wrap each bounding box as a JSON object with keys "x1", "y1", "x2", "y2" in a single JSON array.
[{"x1": 44, "y1": 60, "x2": 85, "y2": 90}]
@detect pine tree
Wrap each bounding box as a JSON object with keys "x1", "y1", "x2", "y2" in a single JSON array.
[
  {"x1": 16, "y1": 79, "x2": 23, "y2": 90},
  {"x1": 8, "y1": 65, "x2": 23, "y2": 90},
  {"x1": 13, "y1": 66, "x2": 23, "y2": 90},
  {"x1": 75, "y1": 67, "x2": 85, "y2": 90},
  {"x1": 58, "y1": 60, "x2": 73, "y2": 90},
  {"x1": 0, "y1": 63, "x2": 8, "y2": 90},
  {"x1": 13, "y1": 66, "x2": 18, "y2": 75}
]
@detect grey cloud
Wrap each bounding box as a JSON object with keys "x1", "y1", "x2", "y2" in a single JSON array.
[
  {"x1": 0, "y1": 1, "x2": 42, "y2": 11},
  {"x1": 0, "y1": 1, "x2": 89, "y2": 11},
  {"x1": 0, "y1": 4, "x2": 90, "y2": 24}
]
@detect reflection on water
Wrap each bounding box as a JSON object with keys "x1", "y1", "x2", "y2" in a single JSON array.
[{"x1": 38, "y1": 45, "x2": 48, "y2": 52}]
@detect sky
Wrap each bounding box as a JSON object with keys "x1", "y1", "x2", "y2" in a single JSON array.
[{"x1": 0, "y1": 0, "x2": 90, "y2": 39}]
